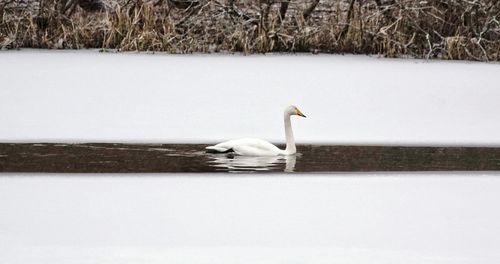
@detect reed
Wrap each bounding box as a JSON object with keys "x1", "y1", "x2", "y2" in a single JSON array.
[{"x1": 1, "y1": 0, "x2": 499, "y2": 61}]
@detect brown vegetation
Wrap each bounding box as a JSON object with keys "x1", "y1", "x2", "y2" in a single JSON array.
[{"x1": 1, "y1": 0, "x2": 499, "y2": 60}]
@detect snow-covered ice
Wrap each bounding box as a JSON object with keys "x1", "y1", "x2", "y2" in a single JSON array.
[
  {"x1": 2, "y1": 50, "x2": 500, "y2": 264},
  {"x1": 1, "y1": 173, "x2": 500, "y2": 264},
  {"x1": 1, "y1": 50, "x2": 500, "y2": 145}
]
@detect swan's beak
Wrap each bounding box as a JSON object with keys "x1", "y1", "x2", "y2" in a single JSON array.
[{"x1": 296, "y1": 109, "x2": 306, "y2": 118}]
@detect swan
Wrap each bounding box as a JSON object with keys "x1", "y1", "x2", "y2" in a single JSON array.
[{"x1": 205, "y1": 105, "x2": 306, "y2": 156}]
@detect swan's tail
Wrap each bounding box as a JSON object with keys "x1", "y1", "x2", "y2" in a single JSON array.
[{"x1": 205, "y1": 145, "x2": 234, "y2": 154}]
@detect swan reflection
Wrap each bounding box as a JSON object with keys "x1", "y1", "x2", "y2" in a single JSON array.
[{"x1": 207, "y1": 154, "x2": 297, "y2": 172}]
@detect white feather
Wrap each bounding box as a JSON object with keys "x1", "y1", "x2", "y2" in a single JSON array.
[{"x1": 207, "y1": 138, "x2": 284, "y2": 156}]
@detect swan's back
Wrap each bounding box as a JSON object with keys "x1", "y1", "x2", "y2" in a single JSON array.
[{"x1": 206, "y1": 138, "x2": 283, "y2": 156}]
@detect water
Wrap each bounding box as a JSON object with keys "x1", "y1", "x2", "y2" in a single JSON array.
[{"x1": 1, "y1": 143, "x2": 500, "y2": 173}]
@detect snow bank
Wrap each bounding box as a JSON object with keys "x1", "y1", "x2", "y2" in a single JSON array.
[
  {"x1": 1, "y1": 173, "x2": 500, "y2": 264},
  {"x1": 1, "y1": 50, "x2": 500, "y2": 145}
]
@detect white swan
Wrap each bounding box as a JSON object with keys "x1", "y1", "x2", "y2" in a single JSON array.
[{"x1": 205, "y1": 105, "x2": 306, "y2": 156}]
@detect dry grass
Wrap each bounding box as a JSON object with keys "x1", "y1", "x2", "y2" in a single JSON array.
[{"x1": 1, "y1": 0, "x2": 499, "y2": 61}]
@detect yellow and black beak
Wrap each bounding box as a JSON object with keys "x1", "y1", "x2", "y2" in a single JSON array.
[{"x1": 296, "y1": 108, "x2": 307, "y2": 118}]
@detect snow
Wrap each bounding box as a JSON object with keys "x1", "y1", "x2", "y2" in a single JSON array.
[
  {"x1": 2, "y1": 50, "x2": 500, "y2": 264},
  {"x1": 1, "y1": 50, "x2": 500, "y2": 145},
  {"x1": 1, "y1": 173, "x2": 500, "y2": 264}
]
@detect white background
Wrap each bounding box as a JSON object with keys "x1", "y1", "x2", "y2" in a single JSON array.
[
  {"x1": 1, "y1": 174, "x2": 500, "y2": 264},
  {"x1": 1, "y1": 50, "x2": 500, "y2": 145},
  {"x1": 2, "y1": 51, "x2": 500, "y2": 264}
]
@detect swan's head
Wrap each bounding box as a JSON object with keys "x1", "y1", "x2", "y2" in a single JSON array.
[{"x1": 286, "y1": 105, "x2": 306, "y2": 118}]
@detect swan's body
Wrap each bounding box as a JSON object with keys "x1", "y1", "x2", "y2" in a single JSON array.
[
  {"x1": 206, "y1": 138, "x2": 284, "y2": 156},
  {"x1": 206, "y1": 106, "x2": 306, "y2": 156}
]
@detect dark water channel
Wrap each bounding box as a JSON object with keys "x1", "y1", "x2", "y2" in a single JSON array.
[{"x1": 1, "y1": 143, "x2": 500, "y2": 173}]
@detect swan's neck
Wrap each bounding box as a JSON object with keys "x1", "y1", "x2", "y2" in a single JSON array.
[{"x1": 284, "y1": 113, "x2": 296, "y2": 155}]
